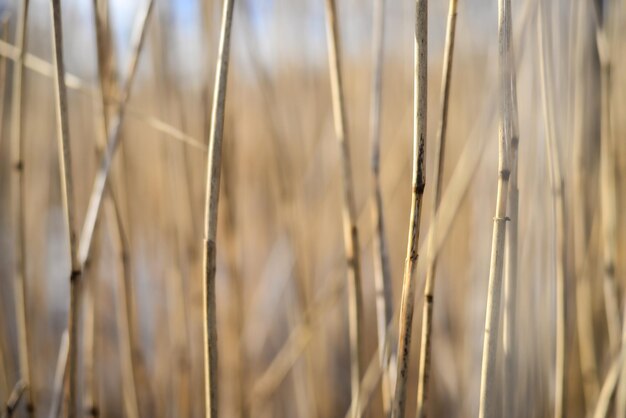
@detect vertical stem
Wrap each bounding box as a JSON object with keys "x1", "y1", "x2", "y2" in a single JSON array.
[
  {"x1": 368, "y1": 0, "x2": 394, "y2": 413},
  {"x1": 415, "y1": 0, "x2": 457, "y2": 416},
  {"x1": 538, "y1": 5, "x2": 567, "y2": 416},
  {"x1": 573, "y1": 0, "x2": 600, "y2": 409},
  {"x1": 49, "y1": 1, "x2": 82, "y2": 416},
  {"x1": 502, "y1": 51, "x2": 519, "y2": 418},
  {"x1": 323, "y1": 0, "x2": 364, "y2": 412},
  {"x1": 390, "y1": 0, "x2": 428, "y2": 416},
  {"x1": 47, "y1": 332, "x2": 69, "y2": 418},
  {"x1": 202, "y1": 0, "x2": 235, "y2": 416},
  {"x1": 0, "y1": 12, "x2": 11, "y2": 403},
  {"x1": 597, "y1": 11, "x2": 620, "y2": 364},
  {"x1": 9, "y1": 1, "x2": 34, "y2": 415},
  {"x1": 478, "y1": 0, "x2": 516, "y2": 416},
  {"x1": 78, "y1": 0, "x2": 154, "y2": 267}
]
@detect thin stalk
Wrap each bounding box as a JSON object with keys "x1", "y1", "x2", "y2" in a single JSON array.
[
  {"x1": 593, "y1": 351, "x2": 623, "y2": 418},
  {"x1": 221, "y1": 141, "x2": 248, "y2": 418},
  {"x1": 3, "y1": 380, "x2": 26, "y2": 418},
  {"x1": 502, "y1": 4, "x2": 520, "y2": 415},
  {"x1": 0, "y1": 12, "x2": 11, "y2": 402},
  {"x1": 0, "y1": 12, "x2": 9, "y2": 152},
  {"x1": 202, "y1": 0, "x2": 236, "y2": 416},
  {"x1": 415, "y1": 0, "x2": 457, "y2": 416},
  {"x1": 617, "y1": 302, "x2": 626, "y2": 418},
  {"x1": 368, "y1": 0, "x2": 394, "y2": 413},
  {"x1": 48, "y1": 332, "x2": 69, "y2": 418},
  {"x1": 0, "y1": 38, "x2": 204, "y2": 151},
  {"x1": 106, "y1": 203, "x2": 140, "y2": 418},
  {"x1": 152, "y1": 7, "x2": 193, "y2": 416},
  {"x1": 9, "y1": 0, "x2": 34, "y2": 415},
  {"x1": 597, "y1": 14, "x2": 620, "y2": 362},
  {"x1": 538, "y1": 5, "x2": 567, "y2": 416},
  {"x1": 91, "y1": 0, "x2": 145, "y2": 414},
  {"x1": 572, "y1": 0, "x2": 600, "y2": 409},
  {"x1": 49, "y1": 1, "x2": 82, "y2": 416},
  {"x1": 323, "y1": 0, "x2": 364, "y2": 410},
  {"x1": 477, "y1": 0, "x2": 517, "y2": 415},
  {"x1": 390, "y1": 0, "x2": 428, "y2": 416},
  {"x1": 78, "y1": 0, "x2": 154, "y2": 267}
]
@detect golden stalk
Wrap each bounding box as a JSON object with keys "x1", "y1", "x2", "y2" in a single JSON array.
[
  {"x1": 49, "y1": 0, "x2": 82, "y2": 415},
  {"x1": 391, "y1": 0, "x2": 428, "y2": 415},
  {"x1": 9, "y1": 1, "x2": 34, "y2": 414},
  {"x1": 322, "y1": 0, "x2": 365, "y2": 410},
  {"x1": 415, "y1": 0, "x2": 458, "y2": 416},
  {"x1": 478, "y1": 0, "x2": 517, "y2": 416},
  {"x1": 202, "y1": 0, "x2": 236, "y2": 415},
  {"x1": 538, "y1": 4, "x2": 567, "y2": 415}
]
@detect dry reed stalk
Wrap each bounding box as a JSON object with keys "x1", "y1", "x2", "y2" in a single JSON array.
[
  {"x1": 0, "y1": 38, "x2": 205, "y2": 152},
  {"x1": 82, "y1": 1, "x2": 112, "y2": 414},
  {"x1": 49, "y1": 1, "x2": 82, "y2": 415},
  {"x1": 367, "y1": 0, "x2": 394, "y2": 413},
  {"x1": 151, "y1": 10, "x2": 194, "y2": 417},
  {"x1": 346, "y1": 312, "x2": 398, "y2": 418},
  {"x1": 415, "y1": 1, "x2": 457, "y2": 416},
  {"x1": 0, "y1": 12, "x2": 9, "y2": 154},
  {"x1": 502, "y1": 8, "x2": 520, "y2": 416},
  {"x1": 105, "y1": 205, "x2": 140, "y2": 418},
  {"x1": 538, "y1": 5, "x2": 567, "y2": 416},
  {"x1": 9, "y1": 1, "x2": 34, "y2": 415},
  {"x1": 597, "y1": 11, "x2": 621, "y2": 361},
  {"x1": 477, "y1": 0, "x2": 517, "y2": 415},
  {"x1": 0, "y1": 12, "x2": 10, "y2": 402},
  {"x1": 3, "y1": 380, "x2": 26, "y2": 418},
  {"x1": 617, "y1": 302, "x2": 626, "y2": 418},
  {"x1": 202, "y1": 0, "x2": 236, "y2": 415},
  {"x1": 77, "y1": 1, "x2": 148, "y2": 415},
  {"x1": 593, "y1": 351, "x2": 623, "y2": 418},
  {"x1": 390, "y1": 0, "x2": 427, "y2": 416},
  {"x1": 78, "y1": 0, "x2": 154, "y2": 267},
  {"x1": 322, "y1": 0, "x2": 364, "y2": 409},
  {"x1": 221, "y1": 139, "x2": 248, "y2": 418},
  {"x1": 572, "y1": 0, "x2": 601, "y2": 409},
  {"x1": 48, "y1": 331, "x2": 69, "y2": 418}
]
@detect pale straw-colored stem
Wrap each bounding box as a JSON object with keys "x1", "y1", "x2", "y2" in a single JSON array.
[
  {"x1": 202, "y1": 0, "x2": 236, "y2": 415},
  {"x1": 368, "y1": 0, "x2": 394, "y2": 413},
  {"x1": 49, "y1": 1, "x2": 82, "y2": 415},
  {"x1": 478, "y1": 0, "x2": 517, "y2": 415},
  {"x1": 538, "y1": 5, "x2": 567, "y2": 416},
  {"x1": 9, "y1": 1, "x2": 34, "y2": 415},
  {"x1": 322, "y1": 0, "x2": 365, "y2": 411},
  {"x1": 415, "y1": 1, "x2": 457, "y2": 416},
  {"x1": 390, "y1": 0, "x2": 428, "y2": 416}
]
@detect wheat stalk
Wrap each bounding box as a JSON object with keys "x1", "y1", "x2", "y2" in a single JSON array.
[
  {"x1": 477, "y1": 0, "x2": 517, "y2": 415},
  {"x1": 390, "y1": 0, "x2": 428, "y2": 416},
  {"x1": 202, "y1": 0, "x2": 236, "y2": 415},
  {"x1": 415, "y1": 0, "x2": 457, "y2": 416}
]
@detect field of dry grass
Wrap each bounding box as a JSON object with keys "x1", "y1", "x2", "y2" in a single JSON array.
[{"x1": 0, "y1": 0, "x2": 625, "y2": 417}]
